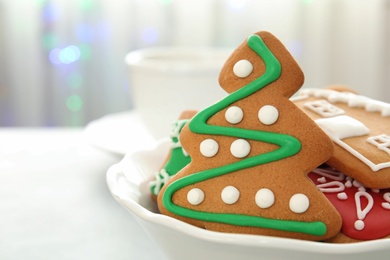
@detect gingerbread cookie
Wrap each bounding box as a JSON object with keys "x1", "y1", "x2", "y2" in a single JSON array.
[
  {"x1": 308, "y1": 165, "x2": 390, "y2": 242},
  {"x1": 293, "y1": 88, "x2": 390, "y2": 188},
  {"x1": 157, "y1": 31, "x2": 341, "y2": 241},
  {"x1": 149, "y1": 110, "x2": 197, "y2": 200}
]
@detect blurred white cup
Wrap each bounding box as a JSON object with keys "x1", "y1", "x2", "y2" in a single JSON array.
[{"x1": 125, "y1": 47, "x2": 231, "y2": 140}]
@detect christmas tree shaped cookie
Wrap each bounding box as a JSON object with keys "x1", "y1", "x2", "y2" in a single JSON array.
[{"x1": 157, "y1": 31, "x2": 341, "y2": 241}]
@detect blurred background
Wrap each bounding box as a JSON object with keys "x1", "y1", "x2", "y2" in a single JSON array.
[{"x1": 0, "y1": 0, "x2": 389, "y2": 127}]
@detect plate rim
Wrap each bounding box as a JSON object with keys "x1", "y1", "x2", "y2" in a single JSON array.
[{"x1": 106, "y1": 139, "x2": 390, "y2": 255}]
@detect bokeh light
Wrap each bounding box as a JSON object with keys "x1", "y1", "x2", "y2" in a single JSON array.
[
  {"x1": 77, "y1": 0, "x2": 95, "y2": 11},
  {"x1": 59, "y1": 45, "x2": 81, "y2": 64},
  {"x1": 49, "y1": 45, "x2": 81, "y2": 65},
  {"x1": 49, "y1": 48, "x2": 61, "y2": 64},
  {"x1": 43, "y1": 2, "x2": 61, "y2": 23},
  {"x1": 66, "y1": 95, "x2": 83, "y2": 112},
  {"x1": 35, "y1": 0, "x2": 48, "y2": 8}
]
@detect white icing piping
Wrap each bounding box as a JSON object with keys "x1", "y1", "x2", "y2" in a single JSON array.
[
  {"x1": 303, "y1": 100, "x2": 345, "y2": 118},
  {"x1": 313, "y1": 168, "x2": 390, "y2": 232},
  {"x1": 149, "y1": 169, "x2": 171, "y2": 195},
  {"x1": 300, "y1": 88, "x2": 390, "y2": 117},
  {"x1": 355, "y1": 191, "x2": 374, "y2": 220},
  {"x1": 312, "y1": 168, "x2": 344, "y2": 181},
  {"x1": 354, "y1": 191, "x2": 374, "y2": 230},
  {"x1": 171, "y1": 120, "x2": 189, "y2": 151},
  {"x1": 317, "y1": 181, "x2": 345, "y2": 193},
  {"x1": 327, "y1": 132, "x2": 390, "y2": 171},
  {"x1": 382, "y1": 193, "x2": 390, "y2": 209},
  {"x1": 367, "y1": 134, "x2": 390, "y2": 156}
]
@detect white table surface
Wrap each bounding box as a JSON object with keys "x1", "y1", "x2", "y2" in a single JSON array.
[{"x1": 0, "y1": 128, "x2": 167, "y2": 260}]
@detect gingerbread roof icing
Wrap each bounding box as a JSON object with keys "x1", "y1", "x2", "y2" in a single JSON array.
[{"x1": 294, "y1": 88, "x2": 390, "y2": 188}]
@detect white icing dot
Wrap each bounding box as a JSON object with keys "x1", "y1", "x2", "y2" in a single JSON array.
[
  {"x1": 358, "y1": 186, "x2": 366, "y2": 192},
  {"x1": 225, "y1": 106, "x2": 244, "y2": 124},
  {"x1": 221, "y1": 186, "x2": 240, "y2": 204},
  {"x1": 258, "y1": 105, "x2": 279, "y2": 125},
  {"x1": 337, "y1": 192, "x2": 348, "y2": 200},
  {"x1": 317, "y1": 177, "x2": 327, "y2": 183},
  {"x1": 371, "y1": 188, "x2": 380, "y2": 193},
  {"x1": 200, "y1": 139, "x2": 219, "y2": 157},
  {"x1": 255, "y1": 188, "x2": 275, "y2": 209},
  {"x1": 187, "y1": 188, "x2": 205, "y2": 205},
  {"x1": 233, "y1": 59, "x2": 253, "y2": 78},
  {"x1": 230, "y1": 139, "x2": 251, "y2": 158},
  {"x1": 345, "y1": 180, "x2": 353, "y2": 188},
  {"x1": 289, "y1": 193, "x2": 310, "y2": 214},
  {"x1": 353, "y1": 180, "x2": 362, "y2": 188},
  {"x1": 354, "y1": 220, "x2": 365, "y2": 231}
]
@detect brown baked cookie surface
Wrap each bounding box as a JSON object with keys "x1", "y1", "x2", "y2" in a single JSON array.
[
  {"x1": 157, "y1": 31, "x2": 341, "y2": 241},
  {"x1": 294, "y1": 88, "x2": 390, "y2": 189},
  {"x1": 308, "y1": 165, "x2": 390, "y2": 242}
]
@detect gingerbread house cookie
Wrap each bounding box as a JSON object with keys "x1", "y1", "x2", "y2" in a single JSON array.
[
  {"x1": 157, "y1": 31, "x2": 341, "y2": 241},
  {"x1": 293, "y1": 88, "x2": 390, "y2": 189}
]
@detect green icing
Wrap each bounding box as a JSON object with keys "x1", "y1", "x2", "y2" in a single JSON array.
[
  {"x1": 164, "y1": 119, "x2": 191, "y2": 175},
  {"x1": 163, "y1": 148, "x2": 191, "y2": 176},
  {"x1": 149, "y1": 119, "x2": 191, "y2": 196},
  {"x1": 162, "y1": 34, "x2": 326, "y2": 236}
]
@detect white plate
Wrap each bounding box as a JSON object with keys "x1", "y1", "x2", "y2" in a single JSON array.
[
  {"x1": 106, "y1": 139, "x2": 390, "y2": 260},
  {"x1": 84, "y1": 111, "x2": 156, "y2": 154}
]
